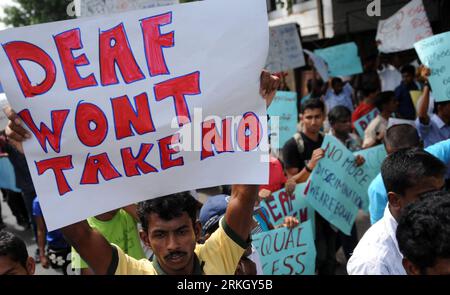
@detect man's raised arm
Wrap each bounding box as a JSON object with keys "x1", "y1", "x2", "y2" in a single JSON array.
[{"x1": 61, "y1": 220, "x2": 114, "y2": 275}]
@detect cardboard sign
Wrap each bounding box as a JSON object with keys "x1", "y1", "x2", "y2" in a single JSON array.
[
  {"x1": 410, "y1": 90, "x2": 423, "y2": 108},
  {"x1": 354, "y1": 145, "x2": 386, "y2": 181},
  {"x1": 314, "y1": 42, "x2": 363, "y2": 77},
  {"x1": 305, "y1": 136, "x2": 371, "y2": 235},
  {"x1": 260, "y1": 183, "x2": 314, "y2": 228},
  {"x1": 252, "y1": 220, "x2": 316, "y2": 275},
  {"x1": 267, "y1": 91, "x2": 298, "y2": 149},
  {"x1": 354, "y1": 108, "x2": 380, "y2": 139},
  {"x1": 0, "y1": 0, "x2": 269, "y2": 230},
  {"x1": 377, "y1": 0, "x2": 433, "y2": 53},
  {"x1": 353, "y1": 144, "x2": 387, "y2": 212},
  {"x1": 415, "y1": 31, "x2": 450, "y2": 102},
  {"x1": 266, "y1": 23, "x2": 306, "y2": 72}
]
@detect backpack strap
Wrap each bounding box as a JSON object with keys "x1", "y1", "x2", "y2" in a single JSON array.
[{"x1": 293, "y1": 132, "x2": 304, "y2": 155}]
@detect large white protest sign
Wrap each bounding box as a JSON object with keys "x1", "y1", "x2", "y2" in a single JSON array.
[
  {"x1": 376, "y1": 0, "x2": 432, "y2": 53},
  {"x1": 0, "y1": 0, "x2": 269, "y2": 230},
  {"x1": 79, "y1": 0, "x2": 179, "y2": 17},
  {"x1": 266, "y1": 23, "x2": 306, "y2": 73}
]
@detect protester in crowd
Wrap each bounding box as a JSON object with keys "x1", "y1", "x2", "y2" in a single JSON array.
[
  {"x1": 299, "y1": 78, "x2": 324, "y2": 113},
  {"x1": 0, "y1": 189, "x2": 30, "y2": 229},
  {"x1": 199, "y1": 194, "x2": 262, "y2": 275},
  {"x1": 0, "y1": 129, "x2": 39, "y2": 261},
  {"x1": 327, "y1": 105, "x2": 365, "y2": 262},
  {"x1": 324, "y1": 77, "x2": 354, "y2": 113},
  {"x1": 33, "y1": 196, "x2": 71, "y2": 272},
  {"x1": 415, "y1": 66, "x2": 450, "y2": 148},
  {"x1": 258, "y1": 149, "x2": 295, "y2": 197},
  {"x1": 71, "y1": 206, "x2": 145, "y2": 275},
  {"x1": 396, "y1": 191, "x2": 450, "y2": 275},
  {"x1": 352, "y1": 55, "x2": 381, "y2": 100},
  {"x1": 362, "y1": 91, "x2": 399, "y2": 148},
  {"x1": 394, "y1": 64, "x2": 420, "y2": 120},
  {"x1": 0, "y1": 131, "x2": 30, "y2": 229},
  {"x1": 351, "y1": 85, "x2": 378, "y2": 124},
  {"x1": 368, "y1": 125, "x2": 450, "y2": 224},
  {"x1": 328, "y1": 106, "x2": 362, "y2": 152},
  {"x1": 282, "y1": 98, "x2": 339, "y2": 274},
  {"x1": 348, "y1": 148, "x2": 446, "y2": 275},
  {"x1": 283, "y1": 98, "x2": 325, "y2": 183},
  {"x1": 0, "y1": 230, "x2": 35, "y2": 275}
]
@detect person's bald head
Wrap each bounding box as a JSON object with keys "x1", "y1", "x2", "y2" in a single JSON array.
[{"x1": 384, "y1": 124, "x2": 422, "y2": 154}]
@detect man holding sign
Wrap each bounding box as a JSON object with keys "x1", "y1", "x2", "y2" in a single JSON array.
[
  {"x1": 4, "y1": 75, "x2": 280, "y2": 275},
  {"x1": 0, "y1": 0, "x2": 282, "y2": 275}
]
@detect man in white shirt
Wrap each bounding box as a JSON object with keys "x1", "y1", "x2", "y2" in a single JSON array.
[{"x1": 347, "y1": 148, "x2": 446, "y2": 275}]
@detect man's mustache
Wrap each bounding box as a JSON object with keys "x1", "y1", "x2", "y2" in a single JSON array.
[{"x1": 165, "y1": 251, "x2": 187, "y2": 260}]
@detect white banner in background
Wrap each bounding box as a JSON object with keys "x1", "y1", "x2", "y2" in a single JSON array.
[{"x1": 376, "y1": 0, "x2": 432, "y2": 53}]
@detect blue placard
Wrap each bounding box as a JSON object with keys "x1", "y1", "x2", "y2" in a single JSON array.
[
  {"x1": 314, "y1": 42, "x2": 363, "y2": 77},
  {"x1": 305, "y1": 135, "x2": 373, "y2": 235},
  {"x1": 259, "y1": 183, "x2": 315, "y2": 232},
  {"x1": 267, "y1": 91, "x2": 298, "y2": 149},
  {"x1": 415, "y1": 31, "x2": 450, "y2": 102},
  {"x1": 252, "y1": 220, "x2": 316, "y2": 275},
  {"x1": 353, "y1": 145, "x2": 387, "y2": 212}
]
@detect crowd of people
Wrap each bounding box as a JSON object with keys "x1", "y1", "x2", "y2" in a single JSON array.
[{"x1": 1, "y1": 51, "x2": 450, "y2": 276}]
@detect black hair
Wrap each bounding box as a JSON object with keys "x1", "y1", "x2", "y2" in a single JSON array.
[
  {"x1": 138, "y1": 192, "x2": 198, "y2": 232},
  {"x1": 401, "y1": 64, "x2": 415, "y2": 76},
  {"x1": 328, "y1": 105, "x2": 351, "y2": 125},
  {"x1": 0, "y1": 230, "x2": 29, "y2": 268},
  {"x1": 307, "y1": 79, "x2": 324, "y2": 94},
  {"x1": 397, "y1": 191, "x2": 450, "y2": 273},
  {"x1": 381, "y1": 148, "x2": 446, "y2": 195},
  {"x1": 374, "y1": 91, "x2": 395, "y2": 112},
  {"x1": 300, "y1": 98, "x2": 325, "y2": 114},
  {"x1": 331, "y1": 77, "x2": 343, "y2": 88},
  {"x1": 361, "y1": 84, "x2": 378, "y2": 97},
  {"x1": 384, "y1": 124, "x2": 420, "y2": 151}
]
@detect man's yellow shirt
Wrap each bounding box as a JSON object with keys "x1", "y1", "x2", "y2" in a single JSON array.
[{"x1": 109, "y1": 218, "x2": 248, "y2": 275}]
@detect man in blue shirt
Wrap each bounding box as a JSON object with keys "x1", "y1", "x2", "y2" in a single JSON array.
[
  {"x1": 415, "y1": 66, "x2": 450, "y2": 148},
  {"x1": 324, "y1": 77, "x2": 354, "y2": 113},
  {"x1": 368, "y1": 124, "x2": 450, "y2": 224},
  {"x1": 394, "y1": 65, "x2": 419, "y2": 120}
]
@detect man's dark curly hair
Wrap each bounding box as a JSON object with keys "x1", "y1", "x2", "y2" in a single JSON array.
[
  {"x1": 137, "y1": 192, "x2": 198, "y2": 232},
  {"x1": 397, "y1": 191, "x2": 450, "y2": 274}
]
